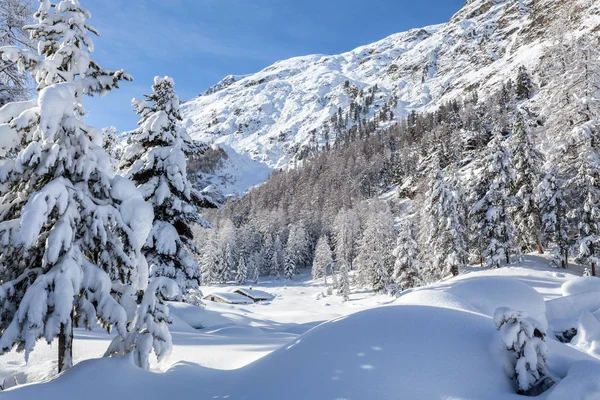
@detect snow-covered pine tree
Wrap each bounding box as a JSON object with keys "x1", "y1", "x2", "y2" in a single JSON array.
[
  {"x1": 102, "y1": 126, "x2": 120, "y2": 168},
  {"x1": 0, "y1": 0, "x2": 151, "y2": 373},
  {"x1": 570, "y1": 122, "x2": 600, "y2": 276},
  {"x1": 515, "y1": 66, "x2": 533, "y2": 101},
  {"x1": 216, "y1": 220, "x2": 236, "y2": 283},
  {"x1": 469, "y1": 131, "x2": 515, "y2": 268},
  {"x1": 494, "y1": 307, "x2": 553, "y2": 395},
  {"x1": 424, "y1": 168, "x2": 466, "y2": 280},
  {"x1": 235, "y1": 254, "x2": 248, "y2": 284},
  {"x1": 510, "y1": 112, "x2": 544, "y2": 254},
  {"x1": 355, "y1": 206, "x2": 395, "y2": 293},
  {"x1": 393, "y1": 219, "x2": 422, "y2": 291},
  {"x1": 333, "y1": 208, "x2": 361, "y2": 270},
  {"x1": 200, "y1": 228, "x2": 220, "y2": 284},
  {"x1": 338, "y1": 263, "x2": 350, "y2": 301},
  {"x1": 285, "y1": 222, "x2": 310, "y2": 278},
  {"x1": 249, "y1": 252, "x2": 261, "y2": 284},
  {"x1": 312, "y1": 235, "x2": 333, "y2": 286},
  {"x1": 538, "y1": 170, "x2": 569, "y2": 268},
  {"x1": 271, "y1": 234, "x2": 285, "y2": 279},
  {"x1": 122, "y1": 76, "x2": 206, "y2": 298},
  {"x1": 0, "y1": 0, "x2": 34, "y2": 106}
]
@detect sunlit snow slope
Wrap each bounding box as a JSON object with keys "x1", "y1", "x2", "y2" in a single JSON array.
[{"x1": 182, "y1": 0, "x2": 600, "y2": 195}]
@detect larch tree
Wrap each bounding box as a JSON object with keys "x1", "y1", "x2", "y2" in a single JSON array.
[
  {"x1": 470, "y1": 131, "x2": 515, "y2": 268},
  {"x1": 122, "y1": 76, "x2": 207, "y2": 298},
  {"x1": 0, "y1": 0, "x2": 156, "y2": 373},
  {"x1": 510, "y1": 112, "x2": 544, "y2": 254},
  {"x1": 538, "y1": 170, "x2": 569, "y2": 268},
  {"x1": 312, "y1": 235, "x2": 333, "y2": 286}
]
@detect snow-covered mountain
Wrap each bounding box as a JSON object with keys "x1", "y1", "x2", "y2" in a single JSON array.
[{"x1": 181, "y1": 0, "x2": 600, "y2": 194}]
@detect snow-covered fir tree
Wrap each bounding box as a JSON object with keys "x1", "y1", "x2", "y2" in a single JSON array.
[
  {"x1": 570, "y1": 122, "x2": 600, "y2": 276},
  {"x1": 469, "y1": 131, "x2": 515, "y2": 268},
  {"x1": 355, "y1": 206, "x2": 395, "y2": 293},
  {"x1": 538, "y1": 170, "x2": 569, "y2": 268},
  {"x1": 494, "y1": 307, "x2": 552, "y2": 395},
  {"x1": 312, "y1": 235, "x2": 333, "y2": 286},
  {"x1": 122, "y1": 76, "x2": 207, "y2": 298},
  {"x1": 333, "y1": 208, "x2": 361, "y2": 270},
  {"x1": 393, "y1": 219, "x2": 422, "y2": 291},
  {"x1": 235, "y1": 254, "x2": 248, "y2": 284},
  {"x1": 515, "y1": 66, "x2": 533, "y2": 101},
  {"x1": 510, "y1": 112, "x2": 544, "y2": 254},
  {"x1": 271, "y1": 234, "x2": 285, "y2": 279},
  {"x1": 102, "y1": 126, "x2": 120, "y2": 168},
  {"x1": 285, "y1": 222, "x2": 310, "y2": 279},
  {"x1": 0, "y1": 0, "x2": 34, "y2": 106},
  {"x1": 424, "y1": 168, "x2": 466, "y2": 280},
  {"x1": 216, "y1": 220, "x2": 236, "y2": 283},
  {"x1": 0, "y1": 0, "x2": 155, "y2": 373},
  {"x1": 338, "y1": 263, "x2": 350, "y2": 302},
  {"x1": 200, "y1": 228, "x2": 220, "y2": 284}
]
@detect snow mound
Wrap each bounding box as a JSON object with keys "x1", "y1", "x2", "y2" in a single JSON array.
[
  {"x1": 446, "y1": 277, "x2": 547, "y2": 329},
  {"x1": 546, "y1": 293, "x2": 600, "y2": 333},
  {"x1": 168, "y1": 302, "x2": 238, "y2": 330},
  {"x1": 396, "y1": 288, "x2": 480, "y2": 314},
  {"x1": 571, "y1": 311, "x2": 600, "y2": 359},
  {"x1": 211, "y1": 305, "x2": 518, "y2": 400},
  {"x1": 561, "y1": 277, "x2": 600, "y2": 297},
  {"x1": 546, "y1": 361, "x2": 600, "y2": 400}
]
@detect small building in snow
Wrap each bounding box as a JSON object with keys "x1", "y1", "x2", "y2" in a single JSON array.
[
  {"x1": 234, "y1": 288, "x2": 275, "y2": 302},
  {"x1": 203, "y1": 292, "x2": 254, "y2": 305}
]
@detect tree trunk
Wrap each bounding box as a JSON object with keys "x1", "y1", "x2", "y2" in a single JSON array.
[
  {"x1": 592, "y1": 262, "x2": 597, "y2": 277},
  {"x1": 58, "y1": 310, "x2": 74, "y2": 373},
  {"x1": 564, "y1": 251, "x2": 568, "y2": 269},
  {"x1": 537, "y1": 244, "x2": 544, "y2": 255}
]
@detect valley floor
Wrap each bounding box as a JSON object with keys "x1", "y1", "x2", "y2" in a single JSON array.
[{"x1": 1, "y1": 255, "x2": 600, "y2": 399}]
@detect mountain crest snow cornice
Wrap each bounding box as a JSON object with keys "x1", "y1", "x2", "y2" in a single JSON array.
[{"x1": 181, "y1": 0, "x2": 599, "y2": 174}]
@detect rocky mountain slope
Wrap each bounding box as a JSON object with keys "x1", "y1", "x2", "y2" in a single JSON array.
[{"x1": 181, "y1": 0, "x2": 600, "y2": 195}]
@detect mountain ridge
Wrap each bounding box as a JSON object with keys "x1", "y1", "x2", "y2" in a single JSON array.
[{"x1": 182, "y1": 0, "x2": 600, "y2": 195}]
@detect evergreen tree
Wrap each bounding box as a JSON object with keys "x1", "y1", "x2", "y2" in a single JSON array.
[
  {"x1": 470, "y1": 132, "x2": 515, "y2": 268},
  {"x1": 122, "y1": 76, "x2": 206, "y2": 297},
  {"x1": 235, "y1": 254, "x2": 248, "y2": 284},
  {"x1": 200, "y1": 229, "x2": 219, "y2": 284},
  {"x1": 494, "y1": 307, "x2": 553, "y2": 395},
  {"x1": 393, "y1": 219, "x2": 422, "y2": 291},
  {"x1": 333, "y1": 208, "x2": 361, "y2": 270},
  {"x1": 511, "y1": 112, "x2": 544, "y2": 254},
  {"x1": 271, "y1": 234, "x2": 285, "y2": 279},
  {"x1": 571, "y1": 122, "x2": 600, "y2": 276},
  {"x1": 0, "y1": 0, "x2": 34, "y2": 106},
  {"x1": 338, "y1": 263, "x2": 350, "y2": 301},
  {"x1": 515, "y1": 66, "x2": 533, "y2": 101},
  {"x1": 102, "y1": 126, "x2": 120, "y2": 168},
  {"x1": 285, "y1": 222, "x2": 310, "y2": 277},
  {"x1": 424, "y1": 169, "x2": 466, "y2": 280},
  {"x1": 0, "y1": 0, "x2": 149, "y2": 373},
  {"x1": 538, "y1": 170, "x2": 569, "y2": 268},
  {"x1": 312, "y1": 235, "x2": 333, "y2": 286},
  {"x1": 355, "y1": 206, "x2": 395, "y2": 293}
]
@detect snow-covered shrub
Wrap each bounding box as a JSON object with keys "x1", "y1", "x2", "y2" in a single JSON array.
[{"x1": 493, "y1": 307, "x2": 554, "y2": 395}]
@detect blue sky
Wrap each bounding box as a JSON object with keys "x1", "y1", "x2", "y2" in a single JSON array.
[{"x1": 85, "y1": 0, "x2": 465, "y2": 132}]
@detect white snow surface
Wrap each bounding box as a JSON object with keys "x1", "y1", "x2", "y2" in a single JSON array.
[
  {"x1": 561, "y1": 276, "x2": 600, "y2": 296},
  {"x1": 1, "y1": 256, "x2": 600, "y2": 398}
]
